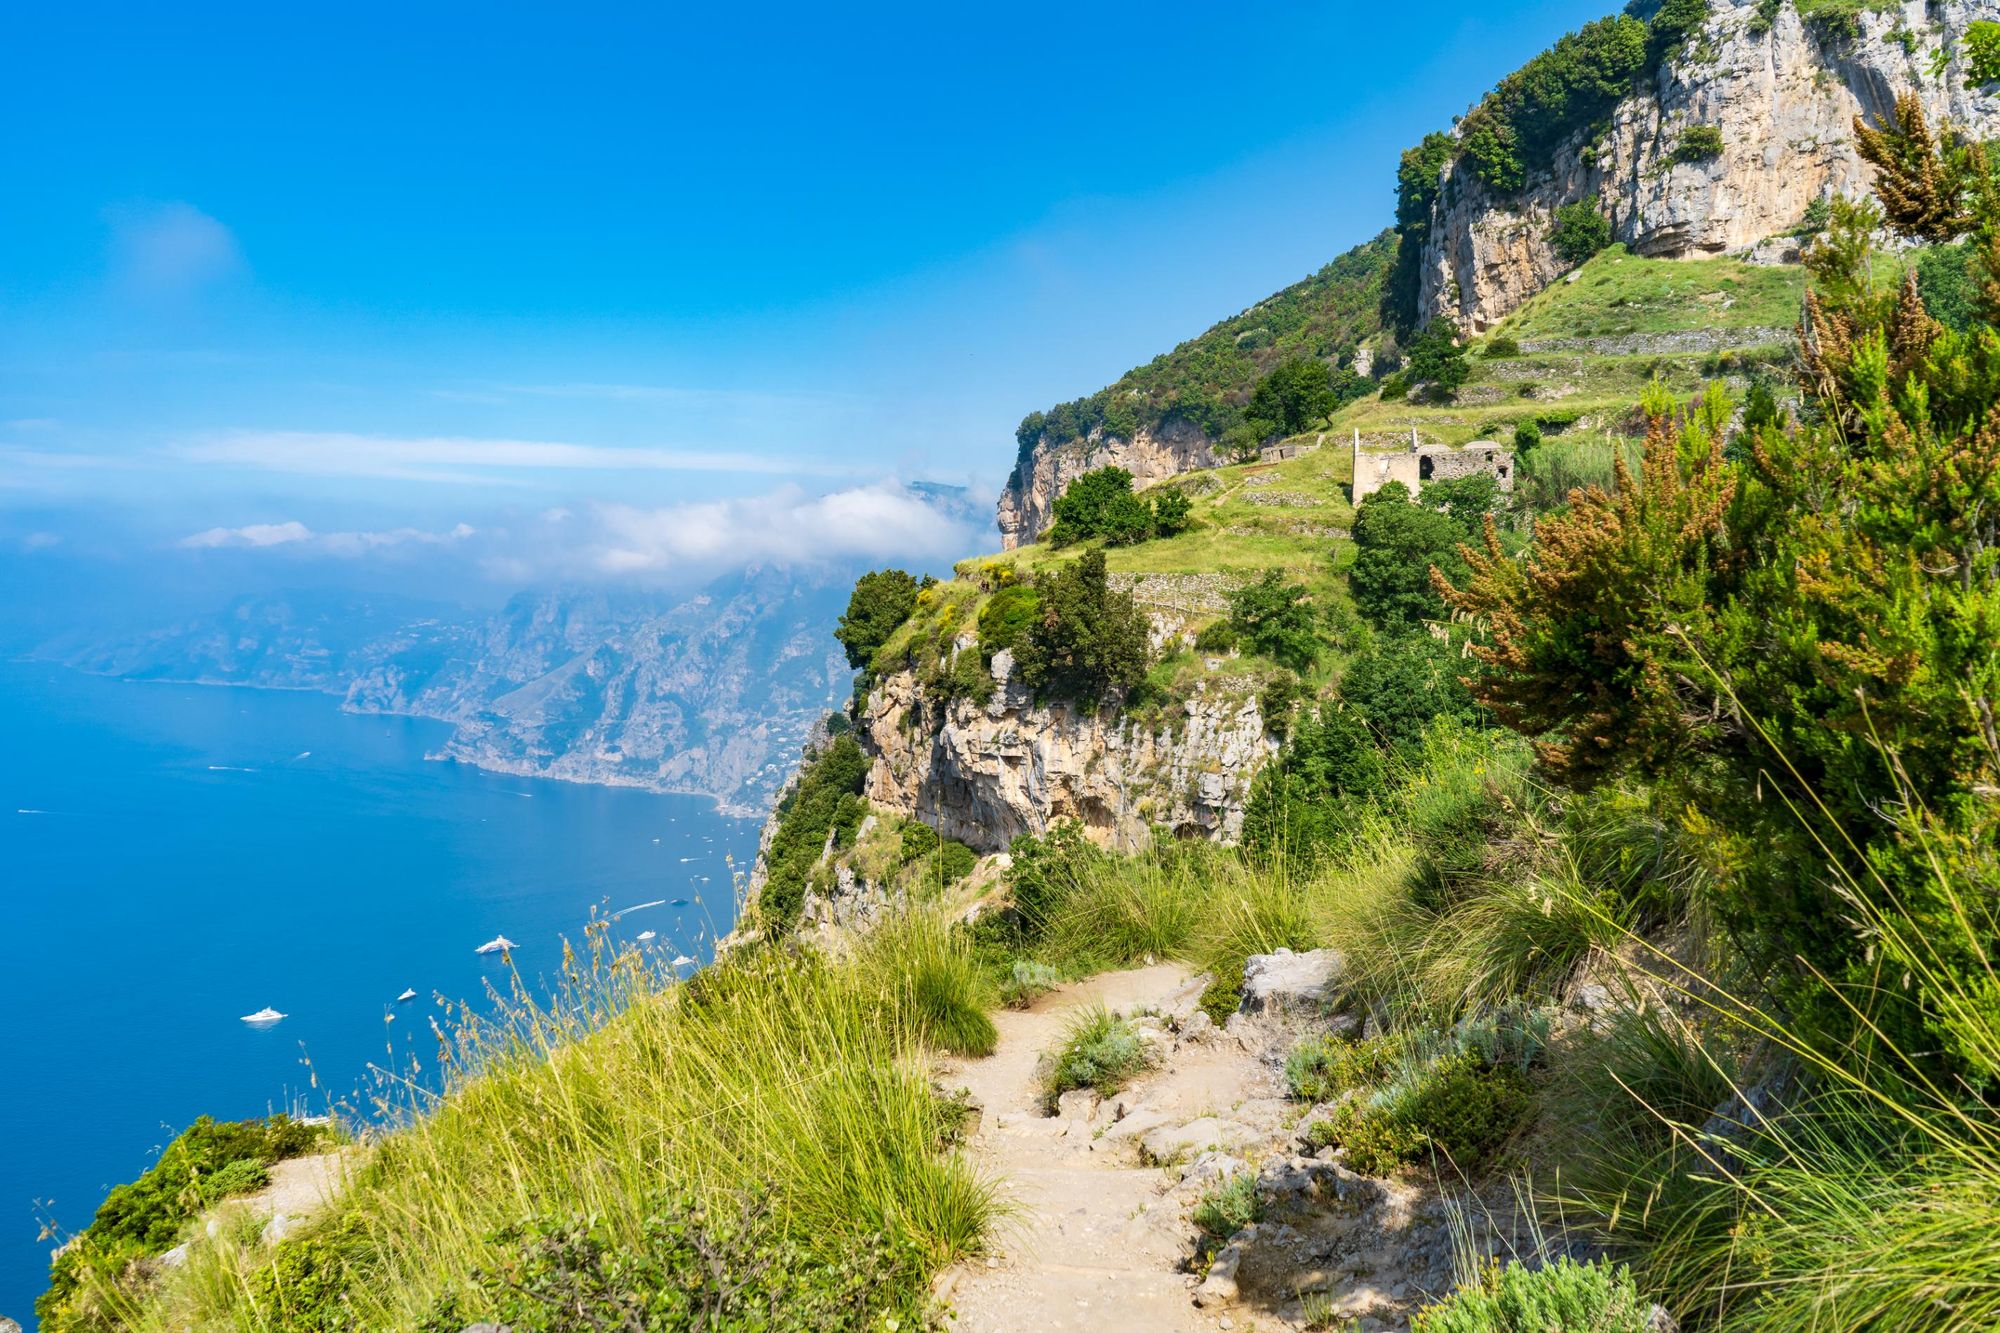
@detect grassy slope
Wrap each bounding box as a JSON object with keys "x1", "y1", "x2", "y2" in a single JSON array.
[
  {"x1": 1014, "y1": 231, "x2": 1399, "y2": 457},
  {"x1": 917, "y1": 245, "x2": 1804, "y2": 686}
]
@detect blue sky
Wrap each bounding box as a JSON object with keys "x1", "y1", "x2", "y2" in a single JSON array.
[{"x1": 0, "y1": 0, "x2": 1612, "y2": 593}]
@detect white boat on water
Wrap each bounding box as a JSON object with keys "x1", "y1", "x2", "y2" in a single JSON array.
[
  {"x1": 671, "y1": 954, "x2": 695, "y2": 968},
  {"x1": 636, "y1": 930, "x2": 656, "y2": 942},
  {"x1": 475, "y1": 935, "x2": 517, "y2": 955},
  {"x1": 396, "y1": 988, "x2": 417, "y2": 1002},
  {"x1": 240, "y1": 1007, "x2": 285, "y2": 1025}
]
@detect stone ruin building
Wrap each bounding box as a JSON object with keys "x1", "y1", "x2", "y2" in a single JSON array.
[{"x1": 1351, "y1": 428, "x2": 1514, "y2": 503}]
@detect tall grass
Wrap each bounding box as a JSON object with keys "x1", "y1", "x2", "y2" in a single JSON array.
[{"x1": 108, "y1": 914, "x2": 995, "y2": 1330}]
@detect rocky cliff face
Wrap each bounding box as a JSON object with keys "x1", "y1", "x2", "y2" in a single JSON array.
[
  {"x1": 857, "y1": 653, "x2": 1276, "y2": 854},
  {"x1": 1420, "y1": 0, "x2": 2000, "y2": 331},
  {"x1": 997, "y1": 421, "x2": 1218, "y2": 550}
]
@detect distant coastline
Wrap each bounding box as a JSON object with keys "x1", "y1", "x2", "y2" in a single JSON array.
[{"x1": 40, "y1": 661, "x2": 778, "y2": 820}]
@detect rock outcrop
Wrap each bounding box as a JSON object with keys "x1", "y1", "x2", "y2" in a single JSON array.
[
  {"x1": 858, "y1": 654, "x2": 1276, "y2": 854},
  {"x1": 1419, "y1": 0, "x2": 2000, "y2": 331},
  {"x1": 997, "y1": 421, "x2": 1217, "y2": 550}
]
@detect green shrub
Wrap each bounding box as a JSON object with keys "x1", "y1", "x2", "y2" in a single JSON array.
[
  {"x1": 1404, "y1": 319, "x2": 1470, "y2": 400},
  {"x1": 1310, "y1": 1054, "x2": 1532, "y2": 1175},
  {"x1": 998, "y1": 959, "x2": 1062, "y2": 1008},
  {"x1": 1193, "y1": 620, "x2": 1238, "y2": 653},
  {"x1": 1483, "y1": 335, "x2": 1522, "y2": 358},
  {"x1": 1672, "y1": 125, "x2": 1725, "y2": 163},
  {"x1": 1966, "y1": 20, "x2": 2000, "y2": 86},
  {"x1": 1513, "y1": 419, "x2": 1543, "y2": 452},
  {"x1": 247, "y1": 1214, "x2": 371, "y2": 1333},
  {"x1": 758, "y1": 736, "x2": 872, "y2": 930},
  {"x1": 1916, "y1": 239, "x2": 1978, "y2": 332},
  {"x1": 836, "y1": 570, "x2": 921, "y2": 672},
  {"x1": 936, "y1": 840, "x2": 978, "y2": 885},
  {"x1": 1285, "y1": 1032, "x2": 1408, "y2": 1102},
  {"x1": 1550, "y1": 196, "x2": 1613, "y2": 266},
  {"x1": 1041, "y1": 1007, "x2": 1151, "y2": 1110},
  {"x1": 1413, "y1": 1257, "x2": 1653, "y2": 1333},
  {"x1": 53, "y1": 1112, "x2": 332, "y2": 1267},
  {"x1": 1241, "y1": 705, "x2": 1386, "y2": 865},
  {"x1": 1047, "y1": 467, "x2": 1156, "y2": 547},
  {"x1": 437, "y1": 1193, "x2": 934, "y2": 1333},
  {"x1": 1349, "y1": 475, "x2": 1496, "y2": 630},
  {"x1": 1340, "y1": 630, "x2": 1484, "y2": 754},
  {"x1": 1191, "y1": 1174, "x2": 1262, "y2": 1245},
  {"x1": 1225, "y1": 570, "x2": 1322, "y2": 672},
  {"x1": 976, "y1": 583, "x2": 1040, "y2": 660},
  {"x1": 1003, "y1": 821, "x2": 1105, "y2": 937}
]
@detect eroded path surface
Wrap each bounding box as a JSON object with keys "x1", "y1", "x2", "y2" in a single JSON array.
[
  {"x1": 935, "y1": 960, "x2": 1460, "y2": 1332},
  {"x1": 937, "y1": 964, "x2": 1228, "y2": 1331}
]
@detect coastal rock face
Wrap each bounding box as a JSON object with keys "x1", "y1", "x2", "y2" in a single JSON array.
[
  {"x1": 857, "y1": 658, "x2": 1276, "y2": 854},
  {"x1": 997, "y1": 421, "x2": 1217, "y2": 550},
  {"x1": 1419, "y1": 0, "x2": 2000, "y2": 331}
]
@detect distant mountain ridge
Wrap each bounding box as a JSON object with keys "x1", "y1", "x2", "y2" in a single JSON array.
[{"x1": 51, "y1": 569, "x2": 858, "y2": 816}]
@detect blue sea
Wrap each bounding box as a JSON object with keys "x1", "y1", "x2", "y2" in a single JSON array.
[{"x1": 0, "y1": 660, "x2": 755, "y2": 1328}]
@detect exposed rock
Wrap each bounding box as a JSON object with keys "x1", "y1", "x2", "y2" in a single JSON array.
[
  {"x1": 1419, "y1": 0, "x2": 2000, "y2": 331},
  {"x1": 1239, "y1": 948, "x2": 1343, "y2": 1016},
  {"x1": 1181, "y1": 1151, "x2": 1253, "y2": 1189},
  {"x1": 858, "y1": 663, "x2": 1278, "y2": 853},
  {"x1": 1195, "y1": 1229, "x2": 1249, "y2": 1306},
  {"x1": 1569, "y1": 981, "x2": 1614, "y2": 1014},
  {"x1": 0, "y1": 1318, "x2": 20, "y2": 1333},
  {"x1": 1138, "y1": 1116, "x2": 1260, "y2": 1166},
  {"x1": 997, "y1": 421, "x2": 1218, "y2": 550}
]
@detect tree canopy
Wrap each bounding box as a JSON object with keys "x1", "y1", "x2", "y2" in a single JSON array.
[
  {"x1": 1014, "y1": 548, "x2": 1151, "y2": 706},
  {"x1": 834, "y1": 569, "x2": 921, "y2": 671},
  {"x1": 1349, "y1": 476, "x2": 1496, "y2": 630}
]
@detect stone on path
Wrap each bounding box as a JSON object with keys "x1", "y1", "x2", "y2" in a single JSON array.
[{"x1": 1238, "y1": 947, "x2": 1342, "y2": 1015}]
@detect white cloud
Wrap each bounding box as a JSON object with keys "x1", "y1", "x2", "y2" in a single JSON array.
[
  {"x1": 107, "y1": 202, "x2": 243, "y2": 298},
  {"x1": 179, "y1": 521, "x2": 312, "y2": 549},
  {"x1": 582, "y1": 483, "x2": 969, "y2": 575},
  {"x1": 177, "y1": 520, "x2": 476, "y2": 555},
  {"x1": 174, "y1": 430, "x2": 846, "y2": 484}
]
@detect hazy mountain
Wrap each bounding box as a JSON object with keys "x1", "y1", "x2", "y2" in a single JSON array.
[{"x1": 51, "y1": 567, "x2": 859, "y2": 816}]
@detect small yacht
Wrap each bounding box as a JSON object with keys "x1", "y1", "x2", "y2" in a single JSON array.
[
  {"x1": 670, "y1": 954, "x2": 695, "y2": 968},
  {"x1": 670, "y1": 898, "x2": 690, "y2": 907},
  {"x1": 396, "y1": 988, "x2": 418, "y2": 1002},
  {"x1": 240, "y1": 1007, "x2": 285, "y2": 1025},
  {"x1": 474, "y1": 935, "x2": 517, "y2": 955},
  {"x1": 636, "y1": 930, "x2": 656, "y2": 942}
]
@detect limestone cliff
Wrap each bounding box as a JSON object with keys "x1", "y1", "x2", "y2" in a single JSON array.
[
  {"x1": 997, "y1": 421, "x2": 1218, "y2": 550},
  {"x1": 857, "y1": 652, "x2": 1276, "y2": 855},
  {"x1": 1419, "y1": 0, "x2": 2000, "y2": 331}
]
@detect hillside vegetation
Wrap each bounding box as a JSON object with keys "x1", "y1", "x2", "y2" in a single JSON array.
[
  {"x1": 48, "y1": 61, "x2": 2000, "y2": 1333},
  {"x1": 1010, "y1": 231, "x2": 1398, "y2": 468}
]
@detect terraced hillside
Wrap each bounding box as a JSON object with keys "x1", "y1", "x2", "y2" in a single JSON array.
[{"x1": 862, "y1": 244, "x2": 1808, "y2": 853}]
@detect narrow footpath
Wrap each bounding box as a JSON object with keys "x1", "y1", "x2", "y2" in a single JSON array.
[{"x1": 934, "y1": 961, "x2": 1452, "y2": 1332}]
